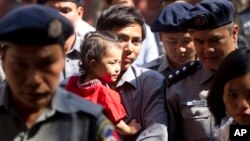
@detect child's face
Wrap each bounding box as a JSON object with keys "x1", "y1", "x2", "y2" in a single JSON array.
[
  {"x1": 223, "y1": 72, "x2": 250, "y2": 125},
  {"x1": 94, "y1": 46, "x2": 122, "y2": 83}
]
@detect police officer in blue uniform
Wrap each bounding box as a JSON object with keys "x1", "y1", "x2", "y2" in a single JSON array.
[
  {"x1": 37, "y1": 0, "x2": 85, "y2": 82},
  {"x1": 142, "y1": 1, "x2": 196, "y2": 77},
  {"x1": 166, "y1": 0, "x2": 238, "y2": 141},
  {"x1": 0, "y1": 5, "x2": 119, "y2": 141}
]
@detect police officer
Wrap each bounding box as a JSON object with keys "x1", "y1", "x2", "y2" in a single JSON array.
[
  {"x1": 166, "y1": 0, "x2": 238, "y2": 141},
  {"x1": 143, "y1": 1, "x2": 196, "y2": 77},
  {"x1": 0, "y1": 5, "x2": 119, "y2": 141},
  {"x1": 37, "y1": 0, "x2": 86, "y2": 82}
]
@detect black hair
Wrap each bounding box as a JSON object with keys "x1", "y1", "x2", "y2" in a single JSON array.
[
  {"x1": 96, "y1": 4, "x2": 146, "y2": 41},
  {"x1": 79, "y1": 31, "x2": 121, "y2": 74},
  {"x1": 207, "y1": 48, "x2": 250, "y2": 126},
  {"x1": 105, "y1": 0, "x2": 112, "y2": 5}
]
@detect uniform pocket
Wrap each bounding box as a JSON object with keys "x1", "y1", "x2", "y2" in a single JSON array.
[
  {"x1": 181, "y1": 105, "x2": 210, "y2": 119},
  {"x1": 180, "y1": 105, "x2": 213, "y2": 141}
]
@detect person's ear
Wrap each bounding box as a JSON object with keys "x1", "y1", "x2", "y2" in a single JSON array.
[
  {"x1": 77, "y1": 6, "x2": 84, "y2": 19},
  {"x1": 232, "y1": 24, "x2": 238, "y2": 44}
]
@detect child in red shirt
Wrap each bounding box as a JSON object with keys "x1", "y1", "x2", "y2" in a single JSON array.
[{"x1": 66, "y1": 31, "x2": 141, "y2": 135}]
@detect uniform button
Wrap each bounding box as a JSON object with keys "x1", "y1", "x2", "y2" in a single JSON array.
[
  {"x1": 182, "y1": 67, "x2": 187, "y2": 71},
  {"x1": 168, "y1": 74, "x2": 173, "y2": 79},
  {"x1": 194, "y1": 111, "x2": 201, "y2": 116},
  {"x1": 175, "y1": 71, "x2": 180, "y2": 75}
]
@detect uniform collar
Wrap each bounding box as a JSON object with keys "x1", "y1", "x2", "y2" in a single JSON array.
[
  {"x1": 37, "y1": 88, "x2": 80, "y2": 122},
  {"x1": 199, "y1": 64, "x2": 214, "y2": 85},
  {"x1": 0, "y1": 82, "x2": 12, "y2": 110},
  {"x1": 158, "y1": 55, "x2": 175, "y2": 73}
]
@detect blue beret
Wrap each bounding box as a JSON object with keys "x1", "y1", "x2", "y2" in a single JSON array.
[
  {"x1": 179, "y1": 0, "x2": 234, "y2": 30},
  {"x1": 151, "y1": 1, "x2": 193, "y2": 32},
  {"x1": 0, "y1": 5, "x2": 74, "y2": 46}
]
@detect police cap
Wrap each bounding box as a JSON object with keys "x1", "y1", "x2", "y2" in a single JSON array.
[
  {"x1": 179, "y1": 0, "x2": 234, "y2": 30},
  {"x1": 151, "y1": 1, "x2": 193, "y2": 32},
  {"x1": 0, "y1": 5, "x2": 74, "y2": 46}
]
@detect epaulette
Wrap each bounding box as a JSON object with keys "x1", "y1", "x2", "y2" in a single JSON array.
[
  {"x1": 166, "y1": 60, "x2": 201, "y2": 87},
  {"x1": 68, "y1": 93, "x2": 103, "y2": 117},
  {"x1": 56, "y1": 87, "x2": 103, "y2": 118}
]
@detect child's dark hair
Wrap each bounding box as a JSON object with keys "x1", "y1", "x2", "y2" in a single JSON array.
[{"x1": 79, "y1": 31, "x2": 121, "y2": 74}]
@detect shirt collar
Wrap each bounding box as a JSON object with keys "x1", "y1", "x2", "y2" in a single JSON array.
[
  {"x1": 74, "y1": 33, "x2": 83, "y2": 51},
  {"x1": 77, "y1": 77, "x2": 107, "y2": 90},
  {"x1": 68, "y1": 33, "x2": 82, "y2": 53},
  {"x1": 116, "y1": 65, "x2": 138, "y2": 89}
]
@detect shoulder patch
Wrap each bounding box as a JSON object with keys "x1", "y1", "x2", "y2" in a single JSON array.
[
  {"x1": 96, "y1": 115, "x2": 120, "y2": 141},
  {"x1": 68, "y1": 93, "x2": 103, "y2": 117},
  {"x1": 166, "y1": 61, "x2": 201, "y2": 87},
  {"x1": 56, "y1": 87, "x2": 104, "y2": 117}
]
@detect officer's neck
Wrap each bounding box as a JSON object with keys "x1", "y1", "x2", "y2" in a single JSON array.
[{"x1": 13, "y1": 98, "x2": 46, "y2": 128}]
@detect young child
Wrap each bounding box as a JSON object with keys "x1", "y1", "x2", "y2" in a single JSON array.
[
  {"x1": 207, "y1": 48, "x2": 250, "y2": 141},
  {"x1": 66, "y1": 31, "x2": 141, "y2": 135}
]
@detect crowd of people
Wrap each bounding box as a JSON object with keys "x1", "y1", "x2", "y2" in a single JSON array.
[{"x1": 0, "y1": 0, "x2": 250, "y2": 141}]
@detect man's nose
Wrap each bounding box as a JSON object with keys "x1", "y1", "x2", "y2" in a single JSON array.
[
  {"x1": 177, "y1": 46, "x2": 186, "y2": 53},
  {"x1": 26, "y1": 69, "x2": 42, "y2": 87}
]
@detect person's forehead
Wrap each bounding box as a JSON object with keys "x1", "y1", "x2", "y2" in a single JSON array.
[
  {"x1": 6, "y1": 43, "x2": 63, "y2": 59},
  {"x1": 41, "y1": 0, "x2": 80, "y2": 4},
  {"x1": 161, "y1": 31, "x2": 190, "y2": 36},
  {"x1": 225, "y1": 73, "x2": 250, "y2": 90},
  {"x1": 191, "y1": 25, "x2": 229, "y2": 35},
  {"x1": 104, "y1": 46, "x2": 122, "y2": 56},
  {"x1": 112, "y1": 0, "x2": 134, "y2": 6},
  {"x1": 162, "y1": 32, "x2": 192, "y2": 40},
  {"x1": 112, "y1": 23, "x2": 142, "y2": 37},
  {"x1": 45, "y1": 1, "x2": 77, "y2": 7}
]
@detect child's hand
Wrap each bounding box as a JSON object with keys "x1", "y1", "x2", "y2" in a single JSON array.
[{"x1": 128, "y1": 119, "x2": 141, "y2": 134}]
